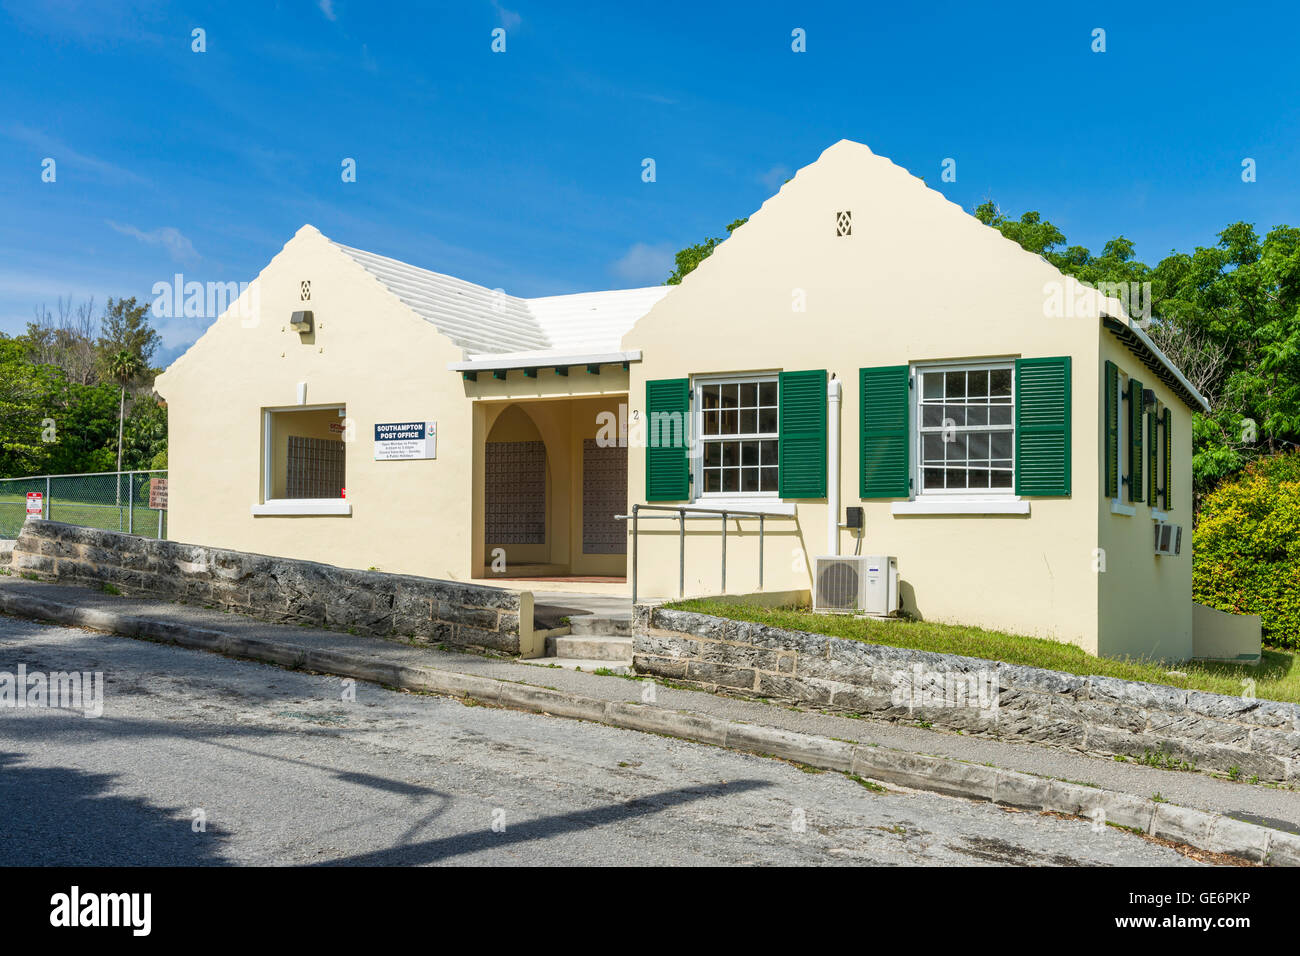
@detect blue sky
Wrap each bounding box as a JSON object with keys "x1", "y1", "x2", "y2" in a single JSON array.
[{"x1": 3, "y1": 0, "x2": 1299, "y2": 365}]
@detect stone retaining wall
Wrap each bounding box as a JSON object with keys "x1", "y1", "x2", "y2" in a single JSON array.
[
  {"x1": 10, "y1": 520, "x2": 534, "y2": 655},
  {"x1": 634, "y1": 605, "x2": 1300, "y2": 783}
]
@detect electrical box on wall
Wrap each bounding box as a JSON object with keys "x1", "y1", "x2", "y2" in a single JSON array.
[{"x1": 844, "y1": 506, "x2": 863, "y2": 530}]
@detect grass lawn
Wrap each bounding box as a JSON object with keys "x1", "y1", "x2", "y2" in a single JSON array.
[
  {"x1": 666, "y1": 598, "x2": 1300, "y2": 706},
  {"x1": 0, "y1": 499, "x2": 163, "y2": 540}
]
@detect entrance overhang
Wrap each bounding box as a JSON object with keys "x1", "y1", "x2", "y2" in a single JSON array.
[{"x1": 448, "y1": 349, "x2": 641, "y2": 379}]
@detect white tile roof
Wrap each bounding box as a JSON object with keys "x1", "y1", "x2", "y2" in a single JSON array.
[
  {"x1": 332, "y1": 239, "x2": 669, "y2": 358},
  {"x1": 525, "y1": 287, "x2": 671, "y2": 355}
]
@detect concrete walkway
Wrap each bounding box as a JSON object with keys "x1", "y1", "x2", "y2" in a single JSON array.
[
  {"x1": 1, "y1": 577, "x2": 1296, "y2": 837},
  {"x1": 532, "y1": 590, "x2": 633, "y2": 621}
]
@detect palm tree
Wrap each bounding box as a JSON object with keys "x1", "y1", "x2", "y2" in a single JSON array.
[{"x1": 107, "y1": 349, "x2": 144, "y2": 504}]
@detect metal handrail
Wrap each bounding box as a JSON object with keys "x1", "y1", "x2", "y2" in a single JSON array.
[{"x1": 617, "y1": 502, "x2": 798, "y2": 604}]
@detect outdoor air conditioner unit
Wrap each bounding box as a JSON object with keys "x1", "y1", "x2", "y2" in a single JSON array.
[
  {"x1": 1154, "y1": 522, "x2": 1183, "y2": 557},
  {"x1": 813, "y1": 555, "x2": 899, "y2": 616}
]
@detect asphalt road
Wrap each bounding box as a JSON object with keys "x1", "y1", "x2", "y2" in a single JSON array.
[{"x1": 0, "y1": 615, "x2": 1204, "y2": 866}]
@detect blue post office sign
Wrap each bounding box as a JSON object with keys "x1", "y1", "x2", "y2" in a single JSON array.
[{"x1": 373, "y1": 421, "x2": 437, "y2": 460}]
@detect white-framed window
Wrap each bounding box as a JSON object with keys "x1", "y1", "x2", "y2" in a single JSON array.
[
  {"x1": 252, "y1": 404, "x2": 352, "y2": 516},
  {"x1": 694, "y1": 374, "x2": 779, "y2": 497},
  {"x1": 915, "y1": 362, "x2": 1014, "y2": 495}
]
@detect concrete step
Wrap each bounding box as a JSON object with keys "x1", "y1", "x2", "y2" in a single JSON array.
[
  {"x1": 551, "y1": 635, "x2": 633, "y2": 662},
  {"x1": 524, "y1": 657, "x2": 633, "y2": 675},
  {"x1": 568, "y1": 614, "x2": 632, "y2": 637}
]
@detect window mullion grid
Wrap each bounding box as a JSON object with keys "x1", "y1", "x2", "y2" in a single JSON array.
[{"x1": 916, "y1": 365, "x2": 1013, "y2": 495}]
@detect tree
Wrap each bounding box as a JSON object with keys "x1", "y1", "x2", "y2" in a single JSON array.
[
  {"x1": 0, "y1": 337, "x2": 64, "y2": 476},
  {"x1": 41, "y1": 382, "x2": 120, "y2": 476},
  {"x1": 107, "y1": 349, "x2": 145, "y2": 479},
  {"x1": 97, "y1": 297, "x2": 160, "y2": 375},
  {"x1": 1193, "y1": 453, "x2": 1300, "y2": 646},
  {"x1": 977, "y1": 204, "x2": 1300, "y2": 501},
  {"x1": 665, "y1": 218, "x2": 748, "y2": 285},
  {"x1": 122, "y1": 397, "x2": 168, "y2": 472},
  {"x1": 2, "y1": 295, "x2": 169, "y2": 481},
  {"x1": 974, "y1": 202, "x2": 1068, "y2": 260},
  {"x1": 975, "y1": 201, "x2": 1149, "y2": 288},
  {"x1": 25, "y1": 296, "x2": 99, "y2": 385},
  {"x1": 1146, "y1": 223, "x2": 1300, "y2": 494}
]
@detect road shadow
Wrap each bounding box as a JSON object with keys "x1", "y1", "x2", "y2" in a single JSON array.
[
  {"x1": 0, "y1": 750, "x2": 234, "y2": 865},
  {"x1": 314, "y1": 778, "x2": 772, "y2": 866},
  {"x1": 0, "y1": 711, "x2": 457, "y2": 864}
]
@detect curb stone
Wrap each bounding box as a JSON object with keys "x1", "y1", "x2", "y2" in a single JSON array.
[
  {"x1": 639, "y1": 607, "x2": 1300, "y2": 784},
  {"x1": 3, "y1": 588, "x2": 1296, "y2": 866}
]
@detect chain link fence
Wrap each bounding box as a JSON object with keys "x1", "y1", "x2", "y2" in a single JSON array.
[{"x1": 0, "y1": 470, "x2": 167, "y2": 540}]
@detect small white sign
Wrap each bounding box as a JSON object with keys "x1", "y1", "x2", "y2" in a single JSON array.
[
  {"x1": 26, "y1": 492, "x2": 43, "y2": 517},
  {"x1": 374, "y1": 421, "x2": 437, "y2": 460}
]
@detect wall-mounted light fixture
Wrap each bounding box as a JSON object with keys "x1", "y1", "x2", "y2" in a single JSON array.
[{"x1": 290, "y1": 310, "x2": 314, "y2": 333}]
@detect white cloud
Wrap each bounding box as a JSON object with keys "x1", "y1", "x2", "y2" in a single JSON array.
[
  {"x1": 0, "y1": 269, "x2": 108, "y2": 336},
  {"x1": 491, "y1": 0, "x2": 521, "y2": 29},
  {"x1": 318, "y1": 0, "x2": 337, "y2": 21},
  {"x1": 5, "y1": 124, "x2": 150, "y2": 186},
  {"x1": 610, "y1": 242, "x2": 675, "y2": 285},
  {"x1": 758, "y1": 165, "x2": 791, "y2": 191},
  {"x1": 107, "y1": 222, "x2": 200, "y2": 263},
  {"x1": 153, "y1": 314, "x2": 211, "y2": 352}
]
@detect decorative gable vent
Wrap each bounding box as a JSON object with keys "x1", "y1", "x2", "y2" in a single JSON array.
[
  {"x1": 300, "y1": 280, "x2": 311, "y2": 301},
  {"x1": 836, "y1": 211, "x2": 852, "y2": 236}
]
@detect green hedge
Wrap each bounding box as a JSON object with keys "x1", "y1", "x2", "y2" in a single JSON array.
[{"x1": 1193, "y1": 453, "x2": 1300, "y2": 648}]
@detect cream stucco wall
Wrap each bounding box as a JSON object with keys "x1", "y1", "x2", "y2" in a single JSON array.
[
  {"x1": 156, "y1": 226, "x2": 478, "y2": 579},
  {"x1": 622, "y1": 140, "x2": 1197, "y2": 657},
  {"x1": 154, "y1": 141, "x2": 1201, "y2": 661},
  {"x1": 1191, "y1": 602, "x2": 1262, "y2": 663},
  {"x1": 156, "y1": 227, "x2": 631, "y2": 582},
  {"x1": 1095, "y1": 332, "x2": 1195, "y2": 660}
]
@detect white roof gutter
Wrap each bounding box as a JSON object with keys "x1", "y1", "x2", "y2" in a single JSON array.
[
  {"x1": 447, "y1": 349, "x2": 642, "y2": 373},
  {"x1": 1102, "y1": 314, "x2": 1210, "y2": 413}
]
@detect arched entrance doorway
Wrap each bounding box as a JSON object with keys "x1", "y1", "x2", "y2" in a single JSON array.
[
  {"x1": 477, "y1": 397, "x2": 628, "y2": 581},
  {"x1": 484, "y1": 404, "x2": 549, "y2": 566}
]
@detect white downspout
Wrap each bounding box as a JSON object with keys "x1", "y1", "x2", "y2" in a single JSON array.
[{"x1": 827, "y1": 375, "x2": 842, "y2": 556}]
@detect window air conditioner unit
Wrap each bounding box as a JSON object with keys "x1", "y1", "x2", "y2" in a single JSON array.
[
  {"x1": 1154, "y1": 522, "x2": 1182, "y2": 557},
  {"x1": 813, "y1": 555, "x2": 898, "y2": 616}
]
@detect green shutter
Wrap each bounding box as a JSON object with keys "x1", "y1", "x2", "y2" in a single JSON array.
[
  {"x1": 1128, "y1": 378, "x2": 1143, "y2": 502},
  {"x1": 1147, "y1": 409, "x2": 1159, "y2": 507},
  {"x1": 1014, "y1": 357, "x2": 1071, "y2": 497},
  {"x1": 859, "y1": 365, "x2": 910, "y2": 498},
  {"x1": 1104, "y1": 360, "x2": 1119, "y2": 498},
  {"x1": 645, "y1": 378, "x2": 690, "y2": 501},
  {"x1": 778, "y1": 369, "x2": 827, "y2": 499},
  {"x1": 1163, "y1": 407, "x2": 1173, "y2": 511}
]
